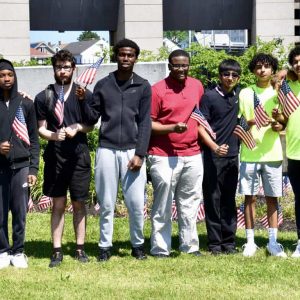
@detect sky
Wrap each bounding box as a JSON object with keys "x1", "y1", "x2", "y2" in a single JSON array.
[{"x1": 30, "y1": 30, "x2": 109, "y2": 44}]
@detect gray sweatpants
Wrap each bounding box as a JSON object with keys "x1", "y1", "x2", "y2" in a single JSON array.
[{"x1": 95, "y1": 147, "x2": 146, "y2": 248}]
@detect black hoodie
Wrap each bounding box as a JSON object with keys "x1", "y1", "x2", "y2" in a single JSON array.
[{"x1": 0, "y1": 59, "x2": 39, "y2": 176}]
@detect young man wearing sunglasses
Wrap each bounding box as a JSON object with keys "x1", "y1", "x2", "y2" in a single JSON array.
[
  {"x1": 239, "y1": 53, "x2": 286, "y2": 257},
  {"x1": 199, "y1": 59, "x2": 241, "y2": 255}
]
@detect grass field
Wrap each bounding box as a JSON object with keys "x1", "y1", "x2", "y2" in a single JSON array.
[{"x1": 0, "y1": 213, "x2": 300, "y2": 300}]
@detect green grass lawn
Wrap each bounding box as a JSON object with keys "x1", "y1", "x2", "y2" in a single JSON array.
[{"x1": 1, "y1": 213, "x2": 300, "y2": 300}]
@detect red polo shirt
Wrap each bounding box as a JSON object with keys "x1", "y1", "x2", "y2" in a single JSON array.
[{"x1": 148, "y1": 76, "x2": 204, "y2": 156}]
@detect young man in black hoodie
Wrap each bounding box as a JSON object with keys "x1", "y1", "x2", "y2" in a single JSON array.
[
  {"x1": 84, "y1": 39, "x2": 151, "y2": 261},
  {"x1": 0, "y1": 59, "x2": 39, "y2": 269}
]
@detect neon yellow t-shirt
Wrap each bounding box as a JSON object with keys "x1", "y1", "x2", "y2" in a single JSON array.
[
  {"x1": 285, "y1": 80, "x2": 300, "y2": 160},
  {"x1": 238, "y1": 85, "x2": 282, "y2": 162}
]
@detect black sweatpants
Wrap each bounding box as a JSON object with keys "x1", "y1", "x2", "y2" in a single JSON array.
[
  {"x1": 203, "y1": 153, "x2": 238, "y2": 252},
  {"x1": 288, "y1": 159, "x2": 300, "y2": 239},
  {"x1": 0, "y1": 167, "x2": 29, "y2": 254}
]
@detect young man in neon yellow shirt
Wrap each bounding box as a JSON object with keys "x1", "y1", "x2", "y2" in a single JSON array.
[
  {"x1": 273, "y1": 46, "x2": 300, "y2": 257},
  {"x1": 239, "y1": 53, "x2": 286, "y2": 257}
]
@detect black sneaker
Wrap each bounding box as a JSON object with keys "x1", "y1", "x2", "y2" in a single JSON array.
[
  {"x1": 49, "y1": 252, "x2": 63, "y2": 268},
  {"x1": 210, "y1": 249, "x2": 222, "y2": 256},
  {"x1": 75, "y1": 250, "x2": 89, "y2": 263},
  {"x1": 224, "y1": 248, "x2": 239, "y2": 255},
  {"x1": 131, "y1": 246, "x2": 147, "y2": 260},
  {"x1": 97, "y1": 248, "x2": 111, "y2": 262},
  {"x1": 152, "y1": 253, "x2": 170, "y2": 258}
]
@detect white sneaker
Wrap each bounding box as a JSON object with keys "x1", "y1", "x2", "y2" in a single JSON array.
[
  {"x1": 242, "y1": 243, "x2": 258, "y2": 257},
  {"x1": 11, "y1": 253, "x2": 28, "y2": 268},
  {"x1": 266, "y1": 242, "x2": 287, "y2": 258},
  {"x1": 0, "y1": 252, "x2": 11, "y2": 269},
  {"x1": 291, "y1": 242, "x2": 300, "y2": 258}
]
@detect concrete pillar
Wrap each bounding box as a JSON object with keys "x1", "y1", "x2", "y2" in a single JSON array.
[
  {"x1": 0, "y1": 0, "x2": 30, "y2": 62},
  {"x1": 112, "y1": 0, "x2": 163, "y2": 52},
  {"x1": 252, "y1": 0, "x2": 298, "y2": 46}
]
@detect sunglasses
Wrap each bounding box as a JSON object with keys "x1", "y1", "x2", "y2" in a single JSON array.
[{"x1": 221, "y1": 71, "x2": 240, "y2": 78}]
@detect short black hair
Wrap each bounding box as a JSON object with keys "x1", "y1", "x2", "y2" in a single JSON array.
[
  {"x1": 248, "y1": 53, "x2": 278, "y2": 73},
  {"x1": 113, "y1": 38, "x2": 140, "y2": 58},
  {"x1": 51, "y1": 50, "x2": 76, "y2": 68},
  {"x1": 168, "y1": 49, "x2": 190, "y2": 64},
  {"x1": 288, "y1": 46, "x2": 300, "y2": 66},
  {"x1": 218, "y1": 59, "x2": 241, "y2": 75}
]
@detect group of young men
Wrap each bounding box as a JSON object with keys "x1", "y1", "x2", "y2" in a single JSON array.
[{"x1": 1, "y1": 38, "x2": 300, "y2": 269}]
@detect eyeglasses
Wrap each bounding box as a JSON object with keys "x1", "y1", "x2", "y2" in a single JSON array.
[
  {"x1": 170, "y1": 64, "x2": 190, "y2": 70},
  {"x1": 54, "y1": 65, "x2": 73, "y2": 72},
  {"x1": 221, "y1": 71, "x2": 240, "y2": 79}
]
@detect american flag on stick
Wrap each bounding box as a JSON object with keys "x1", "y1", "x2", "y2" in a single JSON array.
[
  {"x1": 27, "y1": 197, "x2": 34, "y2": 213},
  {"x1": 253, "y1": 92, "x2": 270, "y2": 129},
  {"x1": 282, "y1": 175, "x2": 292, "y2": 196},
  {"x1": 76, "y1": 57, "x2": 103, "y2": 86},
  {"x1": 172, "y1": 200, "x2": 178, "y2": 220},
  {"x1": 237, "y1": 203, "x2": 245, "y2": 229},
  {"x1": 196, "y1": 202, "x2": 205, "y2": 222},
  {"x1": 190, "y1": 107, "x2": 216, "y2": 140},
  {"x1": 37, "y1": 195, "x2": 52, "y2": 211},
  {"x1": 278, "y1": 80, "x2": 300, "y2": 117},
  {"x1": 12, "y1": 105, "x2": 30, "y2": 145},
  {"x1": 260, "y1": 204, "x2": 283, "y2": 228},
  {"x1": 55, "y1": 84, "x2": 64, "y2": 126},
  {"x1": 233, "y1": 115, "x2": 256, "y2": 150}
]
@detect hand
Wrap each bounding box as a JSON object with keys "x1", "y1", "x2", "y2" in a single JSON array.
[
  {"x1": 19, "y1": 91, "x2": 33, "y2": 100},
  {"x1": 75, "y1": 86, "x2": 86, "y2": 100},
  {"x1": 271, "y1": 121, "x2": 284, "y2": 132},
  {"x1": 55, "y1": 128, "x2": 66, "y2": 141},
  {"x1": 27, "y1": 175, "x2": 37, "y2": 187},
  {"x1": 174, "y1": 122, "x2": 188, "y2": 134},
  {"x1": 214, "y1": 144, "x2": 229, "y2": 156},
  {"x1": 65, "y1": 123, "x2": 79, "y2": 138},
  {"x1": 127, "y1": 155, "x2": 143, "y2": 172},
  {"x1": 0, "y1": 141, "x2": 11, "y2": 155}
]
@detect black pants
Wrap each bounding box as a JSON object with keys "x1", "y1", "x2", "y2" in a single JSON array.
[
  {"x1": 203, "y1": 153, "x2": 238, "y2": 251},
  {"x1": 288, "y1": 159, "x2": 300, "y2": 239},
  {"x1": 0, "y1": 167, "x2": 29, "y2": 254}
]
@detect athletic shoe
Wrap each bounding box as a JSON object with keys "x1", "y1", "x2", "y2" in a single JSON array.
[
  {"x1": 291, "y1": 242, "x2": 300, "y2": 258},
  {"x1": 189, "y1": 251, "x2": 202, "y2": 257},
  {"x1": 242, "y1": 243, "x2": 258, "y2": 257},
  {"x1": 151, "y1": 253, "x2": 170, "y2": 258},
  {"x1": 49, "y1": 252, "x2": 63, "y2": 268},
  {"x1": 0, "y1": 252, "x2": 11, "y2": 269},
  {"x1": 266, "y1": 242, "x2": 287, "y2": 258},
  {"x1": 97, "y1": 248, "x2": 111, "y2": 262},
  {"x1": 75, "y1": 250, "x2": 89, "y2": 263},
  {"x1": 11, "y1": 253, "x2": 28, "y2": 269},
  {"x1": 131, "y1": 246, "x2": 147, "y2": 260}
]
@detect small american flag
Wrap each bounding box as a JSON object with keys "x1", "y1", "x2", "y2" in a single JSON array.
[
  {"x1": 66, "y1": 203, "x2": 73, "y2": 213},
  {"x1": 55, "y1": 85, "x2": 64, "y2": 126},
  {"x1": 27, "y1": 197, "x2": 34, "y2": 213},
  {"x1": 253, "y1": 92, "x2": 270, "y2": 129},
  {"x1": 282, "y1": 175, "x2": 292, "y2": 196},
  {"x1": 37, "y1": 195, "x2": 52, "y2": 211},
  {"x1": 94, "y1": 202, "x2": 100, "y2": 214},
  {"x1": 12, "y1": 105, "x2": 30, "y2": 145},
  {"x1": 76, "y1": 57, "x2": 103, "y2": 86},
  {"x1": 260, "y1": 204, "x2": 283, "y2": 228},
  {"x1": 190, "y1": 107, "x2": 216, "y2": 139},
  {"x1": 278, "y1": 80, "x2": 300, "y2": 117},
  {"x1": 237, "y1": 203, "x2": 245, "y2": 229},
  {"x1": 171, "y1": 200, "x2": 178, "y2": 220},
  {"x1": 196, "y1": 202, "x2": 205, "y2": 222},
  {"x1": 233, "y1": 115, "x2": 256, "y2": 149}
]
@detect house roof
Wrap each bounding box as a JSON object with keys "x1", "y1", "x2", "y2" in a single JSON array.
[
  {"x1": 63, "y1": 40, "x2": 99, "y2": 55},
  {"x1": 30, "y1": 48, "x2": 52, "y2": 59}
]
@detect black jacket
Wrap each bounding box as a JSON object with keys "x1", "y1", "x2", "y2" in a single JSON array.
[
  {"x1": 86, "y1": 71, "x2": 152, "y2": 157},
  {"x1": 0, "y1": 59, "x2": 39, "y2": 175}
]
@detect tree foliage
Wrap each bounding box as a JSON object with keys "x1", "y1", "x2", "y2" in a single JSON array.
[
  {"x1": 77, "y1": 31, "x2": 100, "y2": 41},
  {"x1": 163, "y1": 31, "x2": 189, "y2": 45}
]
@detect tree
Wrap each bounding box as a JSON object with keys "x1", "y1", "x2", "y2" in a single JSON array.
[
  {"x1": 163, "y1": 31, "x2": 189, "y2": 46},
  {"x1": 77, "y1": 31, "x2": 100, "y2": 41}
]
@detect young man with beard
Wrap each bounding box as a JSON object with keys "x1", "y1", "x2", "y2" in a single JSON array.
[
  {"x1": 239, "y1": 53, "x2": 286, "y2": 257},
  {"x1": 199, "y1": 59, "x2": 241, "y2": 255},
  {"x1": 84, "y1": 39, "x2": 151, "y2": 261},
  {"x1": 0, "y1": 59, "x2": 39, "y2": 269},
  {"x1": 34, "y1": 50, "x2": 93, "y2": 267},
  {"x1": 148, "y1": 50, "x2": 204, "y2": 257}
]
